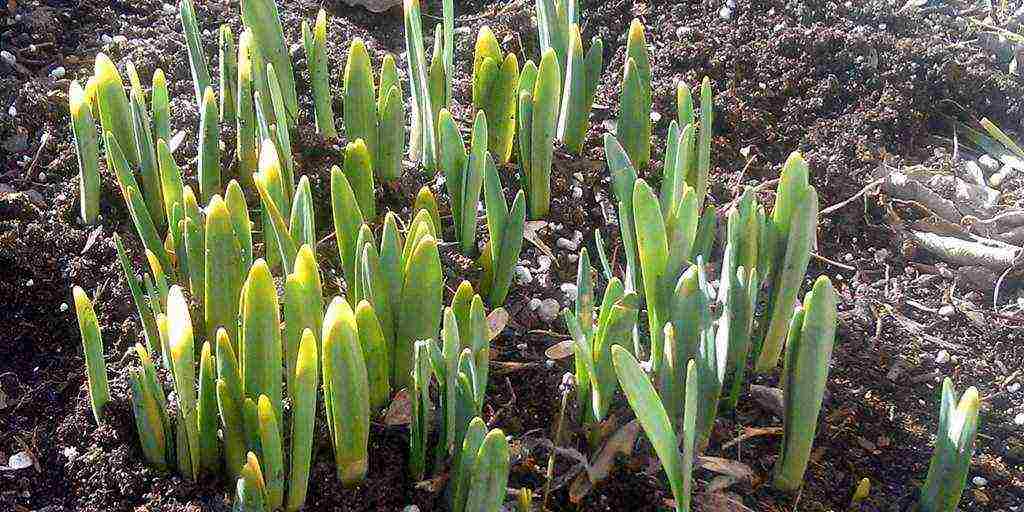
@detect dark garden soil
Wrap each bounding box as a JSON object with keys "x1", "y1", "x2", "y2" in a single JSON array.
[{"x1": 2, "y1": 0, "x2": 1024, "y2": 510}]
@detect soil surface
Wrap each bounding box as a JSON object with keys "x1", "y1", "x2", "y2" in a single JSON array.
[{"x1": 2, "y1": 0, "x2": 1024, "y2": 511}]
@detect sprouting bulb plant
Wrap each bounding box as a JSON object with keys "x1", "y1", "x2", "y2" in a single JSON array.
[
  {"x1": 472, "y1": 26, "x2": 520, "y2": 163},
  {"x1": 516, "y1": 49, "x2": 561, "y2": 219},
  {"x1": 557, "y1": 23, "x2": 602, "y2": 155},
  {"x1": 563, "y1": 248, "x2": 639, "y2": 424},
  {"x1": 916, "y1": 379, "x2": 981, "y2": 512},
  {"x1": 72, "y1": 286, "x2": 110, "y2": 424},
  {"x1": 302, "y1": 9, "x2": 337, "y2": 139},
  {"x1": 534, "y1": 0, "x2": 577, "y2": 77},
  {"x1": 179, "y1": 0, "x2": 210, "y2": 109},
  {"x1": 480, "y1": 153, "x2": 527, "y2": 307},
  {"x1": 451, "y1": 418, "x2": 511, "y2": 512},
  {"x1": 344, "y1": 38, "x2": 405, "y2": 181},
  {"x1": 772, "y1": 276, "x2": 837, "y2": 492},
  {"x1": 240, "y1": 0, "x2": 298, "y2": 126},
  {"x1": 617, "y1": 19, "x2": 652, "y2": 170},
  {"x1": 438, "y1": 109, "x2": 487, "y2": 255},
  {"x1": 755, "y1": 151, "x2": 819, "y2": 373},
  {"x1": 321, "y1": 296, "x2": 371, "y2": 487},
  {"x1": 613, "y1": 347, "x2": 698, "y2": 512},
  {"x1": 69, "y1": 81, "x2": 100, "y2": 224},
  {"x1": 403, "y1": 0, "x2": 438, "y2": 169}
]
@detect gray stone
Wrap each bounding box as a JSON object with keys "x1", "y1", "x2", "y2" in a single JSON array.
[
  {"x1": 978, "y1": 154, "x2": 1000, "y2": 173},
  {"x1": 342, "y1": 0, "x2": 403, "y2": 13},
  {"x1": 556, "y1": 237, "x2": 578, "y2": 252},
  {"x1": 514, "y1": 265, "x2": 533, "y2": 285},
  {"x1": 538, "y1": 298, "x2": 561, "y2": 322},
  {"x1": 560, "y1": 283, "x2": 578, "y2": 302}
]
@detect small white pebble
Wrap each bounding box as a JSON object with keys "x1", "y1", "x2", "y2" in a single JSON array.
[
  {"x1": 163, "y1": 3, "x2": 176, "y2": 14},
  {"x1": 572, "y1": 186, "x2": 583, "y2": 200},
  {"x1": 556, "y1": 237, "x2": 578, "y2": 252},
  {"x1": 718, "y1": 6, "x2": 732, "y2": 20},
  {"x1": 935, "y1": 350, "x2": 950, "y2": 365},
  {"x1": 49, "y1": 66, "x2": 66, "y2": 79},
  {"x1": 528, "y1": 298, "x2": 543, "y2": 311},
  {"x1": 938, "y1": 304, "x2": 956, "y2": 318},
  {"x1": 514, "y1": 266, "x2": 533, "y2": 285},
  {"x1": 537, "y1": 255, "x2": 553, "y2": 273},
  {"x1": 0, "y1": 50, "x2": 15, "y2": 65},
  {"x1": 8, "y1": 105, "x2": 16, "y2": 117},
  {"x1": 972, "y1": 476, "x2": 987, "y2": 487},
  {"x1": 676, "y1": 26, "x2": 693, "y2": 39},
  {"x1": 1015, "y1": 412, "x2": 1024, "y2": 426},
  {"x1": 545, "y1": 359, "x2": 555, "y2": 368},
  {"x1": 560, "y1": 283, "x2": 579, "y2": 302},
  {"x1": 978, "y1": 154, "x2": 1000, "y2": 173},
  {"x1": 62, "y1": 446, "x2": 79, "y2": 460},
  {"x1": 60, "y1": 302, "x2": 69, "y2": 312},
  {"x1": 101, "y1": 34, "x2": 113, "y2": 44},
  {"x1": 650, "y1": 111, "x2": 661, "y2": 123},
  {"x1": 515, "y1": 343, "x2": 527, "y2": 351},
  {"x1": 873, "y1": 248, "x2": 889, "y2": 265},
  {"x1": 25, "y1": 279, "x2": 34, "y2": 287},
  {"x1": 112, "y1": 35, "x2": 128, "y2": 44},
  {"x1": 1007, "y1": 382, "x2": 1021, "y2": 393},
  {"x1": 538, "y1": 298, "x2": 561, "y2": 322}
]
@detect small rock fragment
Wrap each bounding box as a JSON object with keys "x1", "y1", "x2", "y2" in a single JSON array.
[
  {"x1": 937, "y1": 304, "x2": 956, "y2": 318},
  {"x1": 972, "y1": 476, "x2": 988, "y2": 487},
  {"x1": 537, "y1": 254, "x2": 553, "y2": 273},
  {"x1": 718, "y1": 6, "x2": 732, "y2": 19},
  {"x1": 538, "y1": 298, "x2": 561, "y2": 322},
  {"x1": 514, "y1": 265, "x2": 533, "y2": 285},
  {"x1": 49, "y1": 66, "x2": 66, "y2": 78},
  {"x1": 556, "y1": 237, "x2": 578, "y2": 252},
  {"x1": 528, "y1": 297, "x2": 542, "y2": 311},
  {"x1": 1015, "y1": 412, "x2": 1024, "y2": 426},
  {"x1": 935, "y1": 350, "x2": 950, "y2": 365},
  {"x1": 989, "y1": 164, "x2": 1018, "y2": 189},
  {"x1": 978, "y1": 154, "x2": 1000, "y2": 173},
  {"x1": 963, "y1": 161, "x2": 986, "y2": 186},
  {"x1": 560, "y1": 283, "x2": 578, "y2": 302},
  {"x1": 1007, "y1": 382, "x2": 1020, "y2": 393},
  {"x1": 112, "y1": 35, "x2": 128, "y2": 44},
  {"x1": 343, "y1": 0, "x2": 403, "y2": 13},
  {"x1": 0, "y1": 50, "x2": 15, "y2": 65}
]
